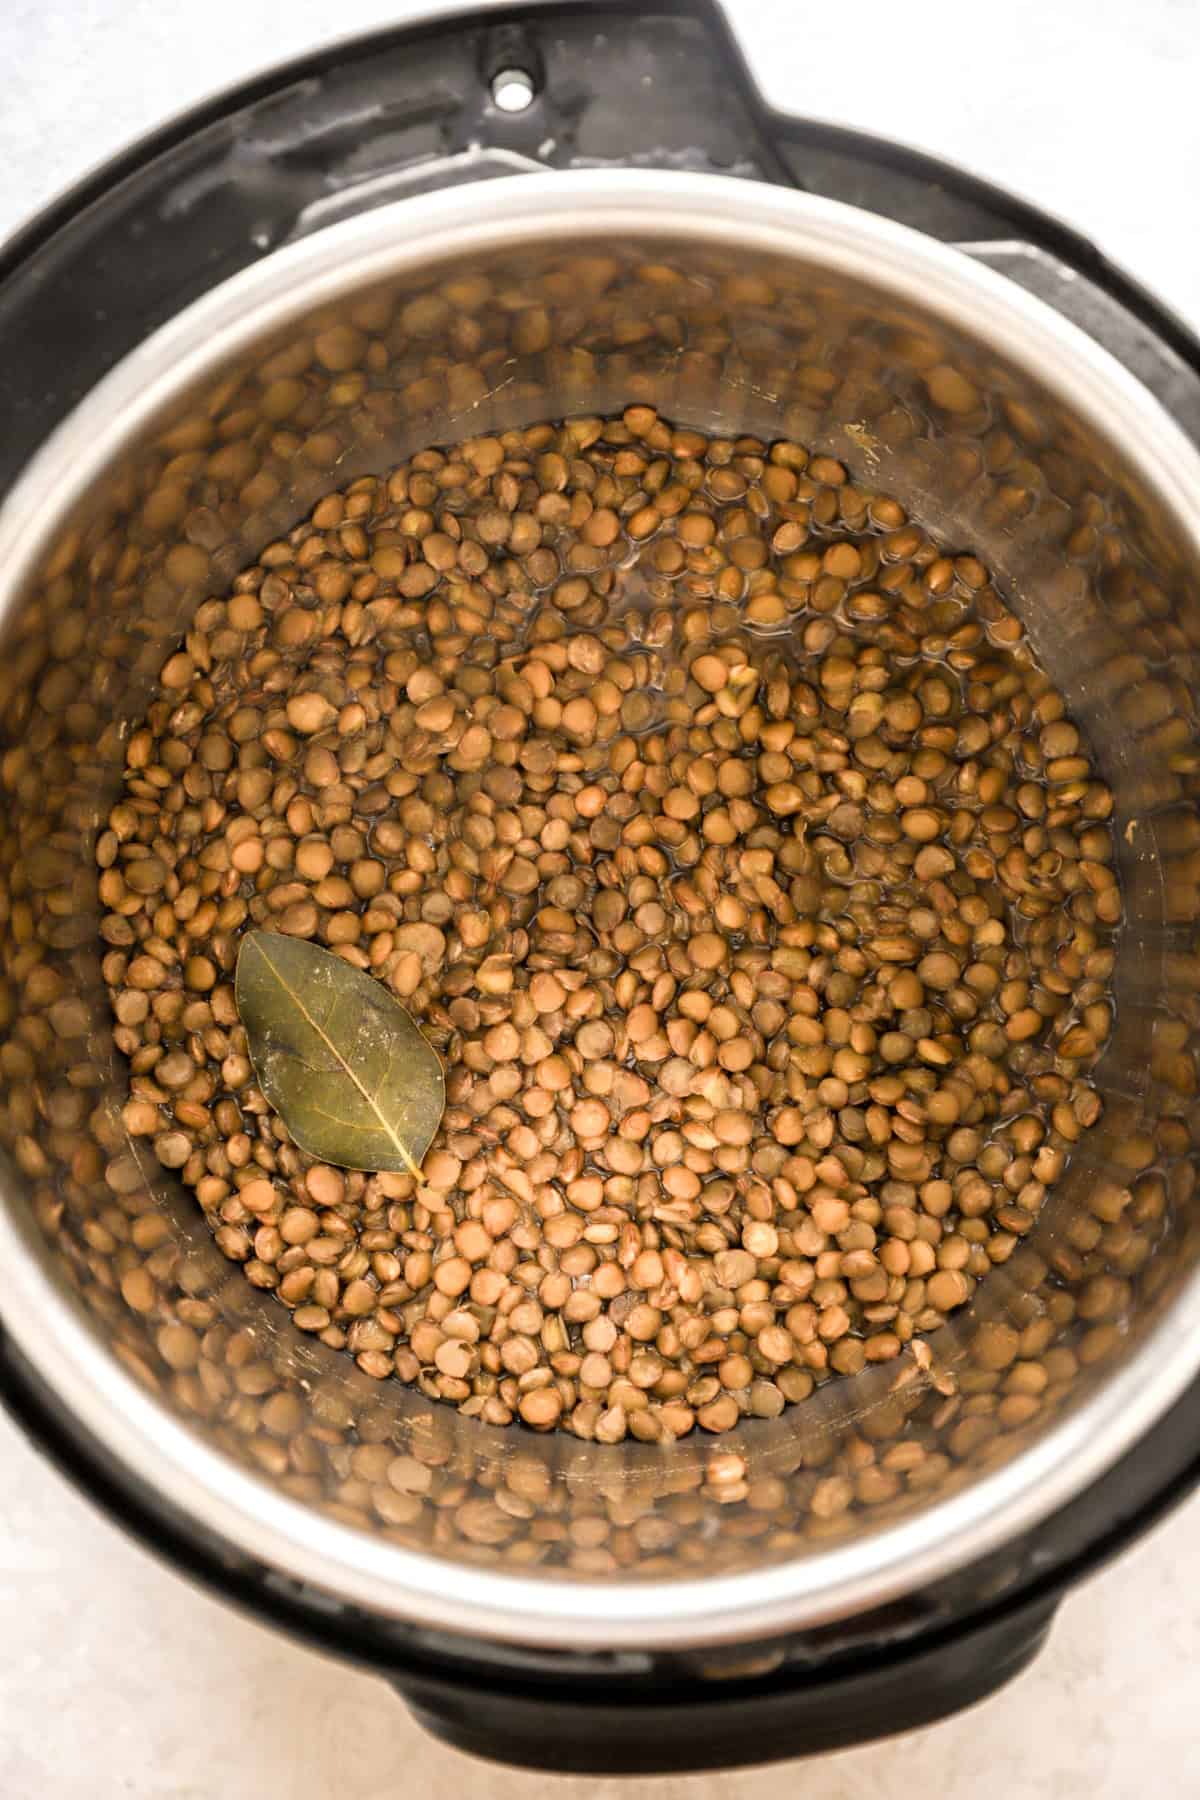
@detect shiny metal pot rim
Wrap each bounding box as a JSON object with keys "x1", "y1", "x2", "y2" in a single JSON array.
[{"x1": 2, "y1": 170, "x2": 1200, "y2": 1651}]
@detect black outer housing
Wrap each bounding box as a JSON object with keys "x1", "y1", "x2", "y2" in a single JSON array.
[{"x1": 1, "y1": 0, "x2": 1199, "y2": 1774}]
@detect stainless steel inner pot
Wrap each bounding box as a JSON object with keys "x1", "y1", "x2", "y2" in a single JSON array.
[{"x1": 1, "y1": 170, "x2": 1198, "y2": 1652}]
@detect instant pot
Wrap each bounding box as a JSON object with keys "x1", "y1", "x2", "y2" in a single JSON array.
[{"x1": 2, "y1": 0, "x2": 1199, "y2": 1774}]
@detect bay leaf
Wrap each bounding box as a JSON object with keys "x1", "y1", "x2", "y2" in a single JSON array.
[{"x1": 235, "y1": 929, "x2": 445, "y2": 1176}]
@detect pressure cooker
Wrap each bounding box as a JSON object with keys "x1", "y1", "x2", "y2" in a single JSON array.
[{"x1": 1, "y1": 0, "x2": 1199, "y2": 1774}]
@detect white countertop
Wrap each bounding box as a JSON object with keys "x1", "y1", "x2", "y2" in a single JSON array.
[{"x1": 2, "y1": 3, "x2": 1198, "y2": 1794}]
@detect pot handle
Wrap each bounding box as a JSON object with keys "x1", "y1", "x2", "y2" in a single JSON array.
[
  {"x1": 386, "y1": 1593, "x2": 1056, "y2": 1775},
  {"x1": 277, "y1": 2, "x2": 802, "y2": 244}
]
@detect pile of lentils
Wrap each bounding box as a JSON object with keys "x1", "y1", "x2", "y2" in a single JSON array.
[{"x1": 98, "y1": 407, "x2": 1121, "y2": 1442}]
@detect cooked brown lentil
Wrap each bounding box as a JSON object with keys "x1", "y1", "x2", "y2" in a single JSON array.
[{"x1": 98, "y1": 407, "x2": 1120, "y2": 1441}]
